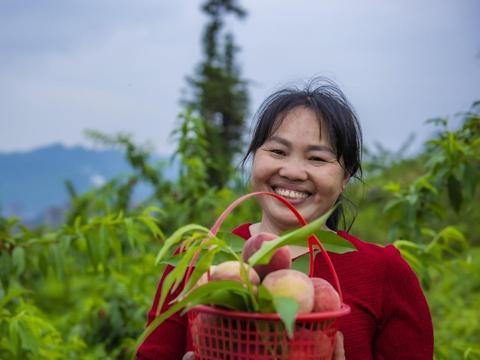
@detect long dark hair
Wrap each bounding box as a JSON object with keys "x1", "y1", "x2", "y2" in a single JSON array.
[{"x1": 242, "y1": 78, "x2": 363, "y2": 231}]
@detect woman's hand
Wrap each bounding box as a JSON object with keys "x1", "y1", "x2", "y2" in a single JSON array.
[
  {"x1": 182, "y1": 352, "x2": 195, "y2": 360},
  {"x1": 182, "y1": 331, "x2": 344, "y2": 360}
]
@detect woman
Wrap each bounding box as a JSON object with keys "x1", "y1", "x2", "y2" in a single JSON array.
[{"x1": 137, "y1": 79, "x2": 434, "y2": 359}]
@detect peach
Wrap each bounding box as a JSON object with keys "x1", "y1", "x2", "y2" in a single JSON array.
[
  {"x1": 195, "y1": 265, "x2": 215, "y2": 287},
  {"x1": 178, "y1": 266, "x2": 217, "y2": 301},
  {"x1": 210, "y1": 261, "x2": 260, "y2": 286},
  {"x1": 242, "y1": 232, "x2": 292, "y2": 279},
  {"x1": 311, "y1": 277, "x2": 341, "y2": 312},
  {"x1": 262, "y1": 269, "x2": 314, "y2": 314}
]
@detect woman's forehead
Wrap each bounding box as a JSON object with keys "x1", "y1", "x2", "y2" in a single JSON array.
[{"x1": 269, "y1": 106, "x2": 332, "y2": 143}]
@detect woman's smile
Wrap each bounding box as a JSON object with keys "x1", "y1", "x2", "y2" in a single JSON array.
[{"x1": 273, "y1": 186, "x2": 311, "y2": 203}]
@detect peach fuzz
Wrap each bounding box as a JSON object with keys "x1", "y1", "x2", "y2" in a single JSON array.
[
  {"x1": 311, "y1": 277, "x2": 341, "y2": 312},
  {"x1": 210, "y1": 261, "x2": 260, "y2": 286},
  {"x1": 262, "y1": 269, "x2": 314, "y2": 314},
  {"x1": 242, "y1": 232, "x2": 292, "y2": 279}
]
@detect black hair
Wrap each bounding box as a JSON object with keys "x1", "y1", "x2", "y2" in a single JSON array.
[{"x1": 242, "y1": 77, "x2": 363, "y2": 231}]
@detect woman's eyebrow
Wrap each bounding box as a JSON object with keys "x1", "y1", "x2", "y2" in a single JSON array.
[
  {"x1": 268, "y1": 136, "x2": 334, "y2": 153},
  {"x1": 267, "y1": 136, "x2": 290, "y2": 147},
  {"x1": 306, "y1": 144, "x2": 335, "y2": 153}
]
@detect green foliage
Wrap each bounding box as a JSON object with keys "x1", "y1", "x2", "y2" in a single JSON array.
[
  {"x1": 1, "y1": 96, "x2": 478, "y2": 358},
  {"x1": 0, "y1": 208, "x2": 163, "y2": 359}
]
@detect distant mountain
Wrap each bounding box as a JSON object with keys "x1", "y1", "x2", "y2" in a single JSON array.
[{"x1": 0, "y1": 143, "x2": 177, "y2": 221}]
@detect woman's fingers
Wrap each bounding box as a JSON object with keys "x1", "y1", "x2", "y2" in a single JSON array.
[
  {"x1": 334, "y1": 331, "x2": 346, "y2": 360},
  {"x1": 182, "y1": 351, "x2": 195, "y2": 360}
]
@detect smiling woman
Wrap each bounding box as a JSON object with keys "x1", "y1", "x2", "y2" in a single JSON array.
[{"x1": 137, "y1": 78, "x2": 433, "y2": 360}]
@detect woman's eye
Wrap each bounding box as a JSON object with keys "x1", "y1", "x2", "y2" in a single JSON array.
[
  {"x1": 309, "y1": 156, "x2": 326, "y2": 162},
  {"x1": 270, "y1": 149, "x2": 285, "y2": 156}
]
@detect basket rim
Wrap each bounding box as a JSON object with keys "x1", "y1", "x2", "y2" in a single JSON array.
[{"x1": 188, "y1": 303, "x2": 351, "y2": 321}]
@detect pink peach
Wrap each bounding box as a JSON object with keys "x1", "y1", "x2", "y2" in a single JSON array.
[
  {"x1": 210, "y1": 261, "x2": 260, "y2": 286},
  {"x1": 262, "y1": 269, "x2": 314, "y2": 314},
  {"x1": 311, "y1": 277, "x2": 341, "y2": 312},
  {"x1": 242, "y1": 232, "x2": 292, "y2": 279}
]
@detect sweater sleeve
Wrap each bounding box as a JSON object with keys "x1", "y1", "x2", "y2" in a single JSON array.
[
  {"x1": 374, "y1": 245, "x2": 434, "y2": 359},
  {"x1": 136, "y1": 264, "x2": 189, "y2": 360}
]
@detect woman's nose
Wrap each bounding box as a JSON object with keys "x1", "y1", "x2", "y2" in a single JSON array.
[{"x1": 278, "y1": 159, "x2": 308, "y2": 181}]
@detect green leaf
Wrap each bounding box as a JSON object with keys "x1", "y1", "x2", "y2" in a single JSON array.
[
  {"x1": 49, "y1": 244, "x2": 65, "y2": 280},
  {"x1": 142, "y1": 205, "x2": 165, "y2": 217},
  {"x1": 177, "y1": 243, "x2": 223, "y2": 300},
  {"x1": 217, "y1": 231, "x2": 246, "y2": 253},
  {"x1": 140, "y1": 215, "x2": 164, "y2": 239},
  {"x1": 0, "y1": 287, "x2": 29, "y2": 308},
  {"x1": 383, "y1": 197, "x2": 404, "y2": 214},
  {"x1": 291, "y1": 252, "x2": 312, "y2": 275},
  {"x1": 0, "y1": 251, "x2": 13, "y2": 289},
  {"x1": 447, "y1": 174, "x2": 462, "y2": 212},
  {"x1": 38, "y1": 251, "x2": 49, "y2": 277},
  {"x1": 84, "y1": 235, "x2": 99, "y2": 272},
  {"x1": 248, "y1": 209, "x2": 355, "y2": 268},
  {"x1": 257, "y1": 284, "x2": 275, "y2": 313},
  {"x1": 156, "y1": 236, "x2": 223, "y2": 312},
  {"x1": 158, "y1": 247, "x2": 238, "y2": 268},
  {"x1": 98, "y1": 225, "x2": 109, "y2": 264},
  {"x1": 272, "y1": 296, "x2": 299, "y2": 339},
  {"x1": 16, "y1": 320, "x2": 39, "y2": 355},
  {"x1": 312, "y1": 231, "x2": 356, "y2": 254},
  {"x1": 12, "y1": 247, "x2": 26, "y2": 277},
  {"x1": 124, "y1": 218, "x2": 136, "y2": 249},
  {"x1": 438, "y1": 226, "x2": 467, "y2": 250},
  {"x1": 110, "y1": 229, "x2": 124, "y2": 268},
  {"x1": 155, "y1": 224, "x2": 210, "y2": 265},
  {"x1": 414, "y1": 176, "x2": 438, "y2": 194},
  {"x1": 383, "y1": 182, "x2": 401, "y2": 193},
  {"x1": 0, "y1": 250, "x2": 12, "y2": 271},
  {"x1": 182, "y1": 287, "x2": 250, "y2": 313}
]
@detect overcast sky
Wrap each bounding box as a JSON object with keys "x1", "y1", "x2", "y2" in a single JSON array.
[{"x1": 1, "y1": 0, "x2": 479, "y2": 156}]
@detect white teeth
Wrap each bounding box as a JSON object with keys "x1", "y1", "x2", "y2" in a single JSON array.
[{"x1": 274, "y1": 188, "x2": 309, "y2": 200}]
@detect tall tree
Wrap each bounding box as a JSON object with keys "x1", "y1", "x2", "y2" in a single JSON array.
[{"x1": 184, "y1": 0, "x2": 249, "y2": 188}]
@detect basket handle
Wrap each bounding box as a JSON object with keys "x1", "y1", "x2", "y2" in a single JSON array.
[{"x1": 186, "y1": 191, "x2": 344, "y2": 303}]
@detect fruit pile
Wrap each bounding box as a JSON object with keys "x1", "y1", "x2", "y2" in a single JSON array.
[
  {"x1": 186, "y1": 232, "x2": 343, "y2": 359},
  {"x1": 195, "y1": 231, "x2": 341, "y2": 315}
]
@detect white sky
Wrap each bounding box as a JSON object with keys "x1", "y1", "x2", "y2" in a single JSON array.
[{"x1": 0, "y1": 0, "x2": 479, "y2": 156}]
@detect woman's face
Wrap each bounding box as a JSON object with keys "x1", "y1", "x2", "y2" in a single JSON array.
[{"x1": 251, "y1": 106, "x2": 348, "y2": 233}]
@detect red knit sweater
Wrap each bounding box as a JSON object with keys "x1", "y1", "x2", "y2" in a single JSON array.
[{"x1": 137, "y1": 225, "x2": 433, "y2": 359}]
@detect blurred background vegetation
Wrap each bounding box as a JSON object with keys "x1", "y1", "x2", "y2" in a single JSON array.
[{"x1": 1, "y1": 1, "x2": 479, "y2": 359}]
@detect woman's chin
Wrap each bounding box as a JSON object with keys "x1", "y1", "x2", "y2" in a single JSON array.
[{"x1": 274, "y1": 209, "x2": 307, "y2": 228}]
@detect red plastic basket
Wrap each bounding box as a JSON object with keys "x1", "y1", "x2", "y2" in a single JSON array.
[{"x1": 187, "y1": 191, "x2": 350, "y2": 360}]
